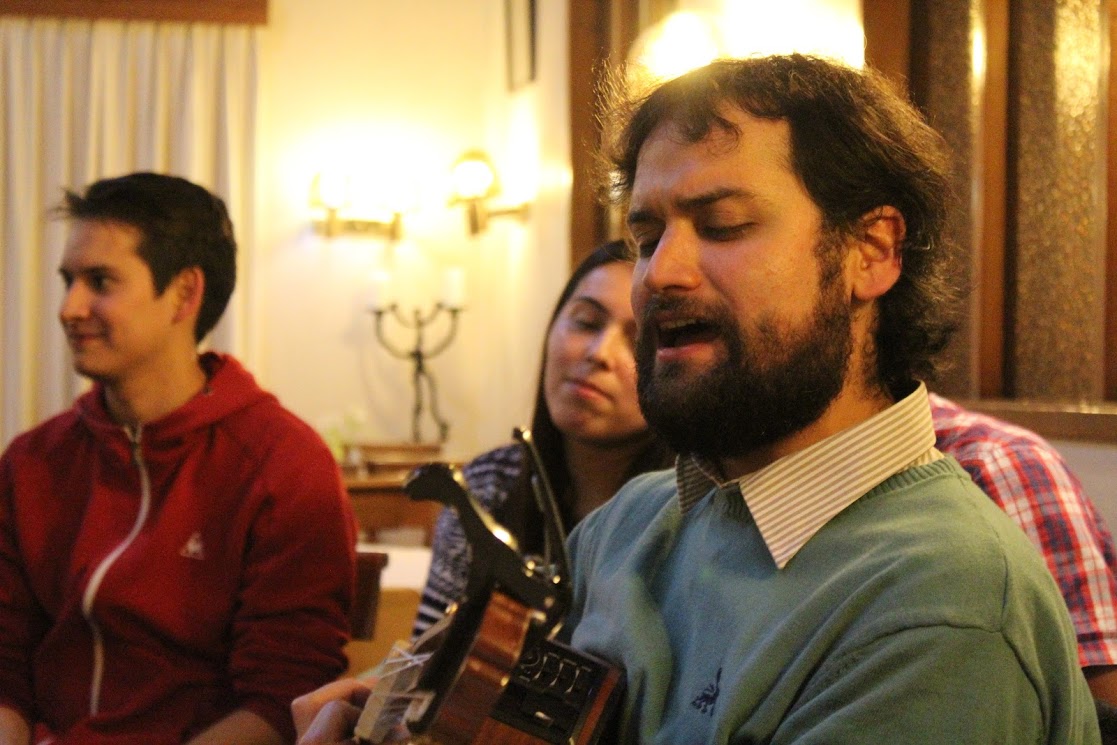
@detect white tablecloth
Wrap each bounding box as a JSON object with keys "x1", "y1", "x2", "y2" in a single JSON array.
[{"x1": 358, "y1": 542, "x2": 432, "y2": 590}]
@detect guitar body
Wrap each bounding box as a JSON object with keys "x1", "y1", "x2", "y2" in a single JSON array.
[
  {"x1": 477, "y1": 648, "x2": 623, "y2": 745},
  {"x1": 418, "y1": 592, "x2": 534, "y2": 744},
  {"x1": 407, "y1": 592, "x2": 624, "y2": 745},
  {"x1": 353, "y1": 463, "x2": 625, "y2": 745}
]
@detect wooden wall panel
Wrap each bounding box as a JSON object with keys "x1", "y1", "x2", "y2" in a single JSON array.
[
  {"x1": 1006, "y1": 0, "x2": 1107, "y2": 400},
  {"x1": 569, "y1": 0, "x2": 611, "y2": 267},
  {"x1": 863, "y1": 0, "x2": 911, "y2": 91},
  {"x1": 568, "y1": 0, "x2": 643, "y2": 266},
  {"x1": 909, "y1": 0, "x2": 983, "y2": 399},
  {"x1": 1107, "y1": 0, "x2": 1117, "y2": 400},
  {"x1": 979, "y1": 0, "x2": 1009, "y2": 398}
]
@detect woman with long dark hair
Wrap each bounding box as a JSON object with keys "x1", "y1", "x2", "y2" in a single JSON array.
[{"x1": 412, "y1": 240, "x2": 673, "y2": 635}]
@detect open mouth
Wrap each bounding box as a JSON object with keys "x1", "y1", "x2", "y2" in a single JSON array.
[{"x1": 657, "y1": 318, "x2": 719, "y2": 348}]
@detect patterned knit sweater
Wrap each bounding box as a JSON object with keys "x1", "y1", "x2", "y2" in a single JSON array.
[{"x1": 413, "y1": 444, "x2": 525, "y2": 636}]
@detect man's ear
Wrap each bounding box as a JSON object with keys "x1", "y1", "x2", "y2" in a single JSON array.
[
  {"x1": 849, "y1": 206, "x2": 905, "y2": 302},
  {"x1": 170, "y1": 267, "x2": 206, "y2": 325}
]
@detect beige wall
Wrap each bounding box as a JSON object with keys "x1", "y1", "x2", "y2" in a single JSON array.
[{"x1": 253, "y1": 0, "x2": 571, "y2": 461}]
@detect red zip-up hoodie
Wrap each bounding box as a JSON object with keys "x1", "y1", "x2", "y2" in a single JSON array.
[{"x1": 0, "y1": 353, "x2": 356, "y2": 743}]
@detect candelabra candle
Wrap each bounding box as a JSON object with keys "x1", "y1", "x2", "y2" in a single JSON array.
[{"x1": 369, "y1": 302, "x2": 462, "y2": 443}]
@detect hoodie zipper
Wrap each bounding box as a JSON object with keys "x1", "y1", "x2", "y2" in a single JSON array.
[{"x1": 80, "y1": 423, "x2": 152, "y2": 717}]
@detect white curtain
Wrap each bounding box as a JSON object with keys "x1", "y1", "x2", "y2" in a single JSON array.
[{"x1": 0, "y1": 17, "x2": 257, "y2": 447}]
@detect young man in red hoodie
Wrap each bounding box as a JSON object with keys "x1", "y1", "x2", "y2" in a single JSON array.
[{"x1": 0, "y1": 172, "x2": 357, "y2": 744}]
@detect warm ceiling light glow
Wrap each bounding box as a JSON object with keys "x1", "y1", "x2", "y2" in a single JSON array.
[
  {"x1": 629, "y1": 1, "x2": 865, "y2": 87},
  {"x1": 630, "y1": 11, "x2": 722, "y2": 84},
  {"x1": 721, "y1": 0, "x2": 864, "y2": 68}
]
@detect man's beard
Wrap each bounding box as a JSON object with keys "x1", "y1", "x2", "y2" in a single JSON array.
[{"x1": 635, "y1": 259, "x2": 853, "y2": 461}]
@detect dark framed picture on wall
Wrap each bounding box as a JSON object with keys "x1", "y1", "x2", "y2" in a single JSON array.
[{"x1": 505, "y1": 0, "x2": 536, "y2": 90}]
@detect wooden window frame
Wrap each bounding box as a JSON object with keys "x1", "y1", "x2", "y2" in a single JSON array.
[{"x1": 0, "y1": 0, "x2": 266, "y2": 24}]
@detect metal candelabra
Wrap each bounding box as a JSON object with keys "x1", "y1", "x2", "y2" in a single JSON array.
[{"x1": 370, "y1": 302, "x2": 462, "y2": 443}]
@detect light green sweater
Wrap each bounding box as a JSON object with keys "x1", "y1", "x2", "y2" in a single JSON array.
[{"x1": 567, "y1": 458, "x2": 1100, "y2": 744}]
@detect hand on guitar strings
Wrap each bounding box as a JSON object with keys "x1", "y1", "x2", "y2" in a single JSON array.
[
  {"x1": 293, "y1": 674, "x2": 416, "y2": 745},
  {"x1": 293, "y1": 678, "x2": 374, "y2": 744}
]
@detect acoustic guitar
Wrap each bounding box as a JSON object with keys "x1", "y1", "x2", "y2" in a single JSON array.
[{"x1": 350, "y1": 437, "x2": 624, "y2": 745}]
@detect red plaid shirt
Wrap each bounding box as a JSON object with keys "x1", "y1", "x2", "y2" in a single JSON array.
[{"x1": 932, "y1": 393, "x2": 1117, "y2": 668}]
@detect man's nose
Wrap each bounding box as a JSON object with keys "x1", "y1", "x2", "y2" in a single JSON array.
[
  {"x1": 59, "y1": 283, "x2": 89, "y2": 323},
  {"x1": 637, "y1": 226, "x2": 702, "y2": 295}
]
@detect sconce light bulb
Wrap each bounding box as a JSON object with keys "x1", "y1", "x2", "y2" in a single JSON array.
[
  {"x1": 315, "y1": 172, "x2": 351, "y2": 210},
  {"x1": 451, "y1": 153, "x2": 497, "y2": 201}
]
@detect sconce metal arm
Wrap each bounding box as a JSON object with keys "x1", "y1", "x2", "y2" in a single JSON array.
[
  {"x1": 461, "y1": 199, "x2": 531, "y2": 237},
  {"x1": 317, "y1": 208, "x2": 403, "y2": 240}
]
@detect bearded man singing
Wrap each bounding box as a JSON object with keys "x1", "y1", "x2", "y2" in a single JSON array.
[{"x1": 564, "y1": 54, "x2": 1100, "y2": 745}]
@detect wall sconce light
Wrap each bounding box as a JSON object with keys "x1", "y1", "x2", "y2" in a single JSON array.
[
  {"x1": 310, "y1": 172, "x2": 404, "y2": 240},
  {"x1": 449, "y1": 150, "x2": 531, "y2": 236}
]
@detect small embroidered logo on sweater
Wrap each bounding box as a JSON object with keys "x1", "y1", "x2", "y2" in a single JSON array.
[
  {"x1": 180, "y1": 532, "x2": 206, "y2": 560},
  {"x1": 691, "y1": 667, "x2": 721, "y2": 716}
]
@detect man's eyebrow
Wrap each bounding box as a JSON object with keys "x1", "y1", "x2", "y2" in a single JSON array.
[
  {"x1": 627, "y1": 187, "x2": 758, "y2": 228},
  {"x1": 676, "y1": 186, "x2": 755, "y2": 211},
  {"x1": 58, "y1": 263, "x2": 111, "y2": 277}
]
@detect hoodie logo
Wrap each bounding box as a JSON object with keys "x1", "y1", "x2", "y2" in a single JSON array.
[
  {"x1": 691, "y1": 667, "x2": 721, "y2": 716},
  {"x1": 180, "y1": 532, "x2": 206, "y2": 561}
]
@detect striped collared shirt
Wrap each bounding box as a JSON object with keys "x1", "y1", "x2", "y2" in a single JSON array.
[{"x1": 676, "y1": 382, "x2": 942, "y2": 568}]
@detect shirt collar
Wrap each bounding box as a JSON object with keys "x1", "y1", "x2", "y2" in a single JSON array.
[{"x1": 676, "y1": 382, "x2": 941, "y2": 568}]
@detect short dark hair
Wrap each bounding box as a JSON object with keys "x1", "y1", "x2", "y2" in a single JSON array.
[
  {"x1": 60, "y1": 172, "x2": 237, "y2": 343},
  {"x1": 604, "y1": 54, "x2": 961, "y2": 394}
]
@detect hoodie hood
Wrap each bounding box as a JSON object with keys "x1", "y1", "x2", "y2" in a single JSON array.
[{"x1": 74, "y1": 352, "x2": 276, "y2": 457}]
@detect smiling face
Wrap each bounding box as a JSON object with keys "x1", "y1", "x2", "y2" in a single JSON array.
[
  {"x1": 627, "y1": 108, "x2": 856, "y2": 467},
  {"x1": 58, "y1": 219, "x2": 188, "y2": 385},
  {"x1": 542, "y1": 261, "x2": 648, "y2": 446}
]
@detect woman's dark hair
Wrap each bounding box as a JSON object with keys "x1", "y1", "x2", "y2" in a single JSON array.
[
  {"x1": 494, "y1": 240, "x2": 673, "y2": 553},
  {"x1": 604, "y1": 54, "x2": 962, "y2": 395},
  {"x1": 60, "y1": 171, "x2": 237, "y2": 343}
]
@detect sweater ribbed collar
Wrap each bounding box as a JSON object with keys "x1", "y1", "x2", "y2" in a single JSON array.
[{"x1": 675, "y1": 382, "x2": 941, "y2": 569}]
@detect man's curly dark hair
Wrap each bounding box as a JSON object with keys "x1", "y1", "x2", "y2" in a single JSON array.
[{"x1": 602, "y1": 54, "x2": 962, "y2": 396}]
